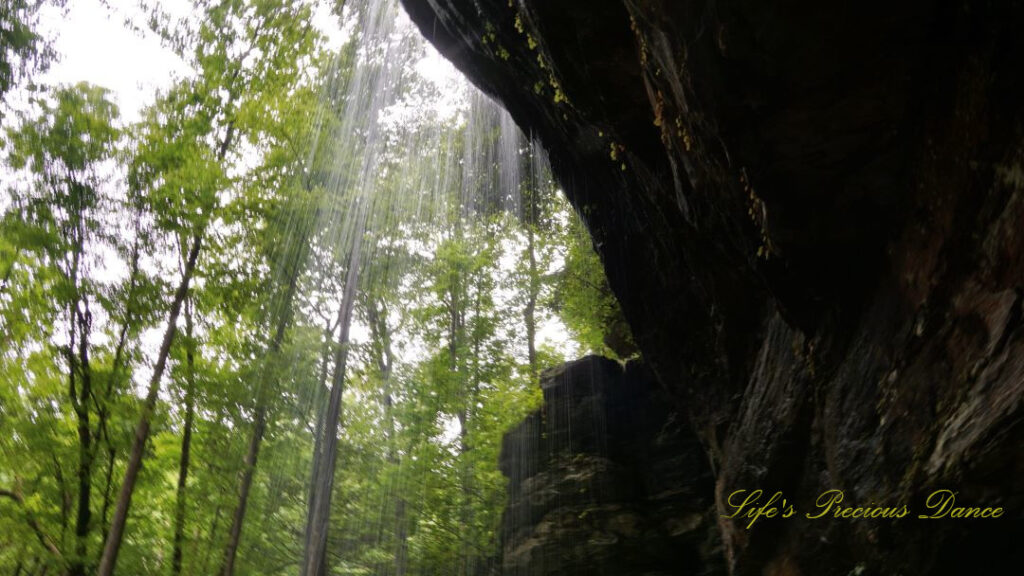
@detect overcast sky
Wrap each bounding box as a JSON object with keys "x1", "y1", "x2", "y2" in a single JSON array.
[
  {"x1": 34, "y1": 0, "x2": 194, "y2": 122},
  {"x1": 30, "y1": 0, "x2": 458, "y2": 122}
]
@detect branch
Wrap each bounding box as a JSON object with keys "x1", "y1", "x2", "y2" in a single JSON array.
[{"x1": 0, "y1": 487, "x2": 64, "y2": 561}]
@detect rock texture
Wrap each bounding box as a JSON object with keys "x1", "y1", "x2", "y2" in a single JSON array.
[
  {"x1": 499, "y1": 356, "x2": 722, "y2": 576},
  {"x1": 400, "y1": 0, "x2": 1024, "y2": 574}
]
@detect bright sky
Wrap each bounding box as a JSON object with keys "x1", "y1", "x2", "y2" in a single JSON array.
[
  {"x1": 30, "y1": 0, "x2": 462, "y2": 123},
  {"x1": 34, "y1": 0, "x2": 193, "y2": 123}
]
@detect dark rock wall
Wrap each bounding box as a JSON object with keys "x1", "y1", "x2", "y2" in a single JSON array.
[
  {"x1": 400, "y1": 0, "x2": 1024, "y2": 574},
  {"x1": 499, "y1": 356, "x2": 722, "y2": 576}
]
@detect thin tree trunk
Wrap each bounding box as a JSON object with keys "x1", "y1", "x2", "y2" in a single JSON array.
[
  {"x1": 301, "y1": 214, "x2": 365, "y2": 576},
  {"x1": 98, "y1": 445, "x2": 115, "y2": 544},
  {"x1": 96, "y1": 233, "x2": 203, "y2": 576},
  {"x1": 60, "y1": 202, "x2": 93, "y2": 576},
  {"x1": 93, "y1": 227, "x2": 142, "y2": 560},
  {"x1": 302, "y1": 281, "x2": 358, "y2": 576},
  {"x1": 443, "y1": 221, "x2": 472, "y2": 576},
  {"x1": 393, "y1": 496, "x2": 408, "y2": 576},
  {"x1": 524, "y1": 223, "x2": 539, "y2": 381},
  {"x1": 459, "y1": 281, "x2": 486, "y2": 576},
  {"x1": 52, "y1": 455, "x2": 69, "y2": 552},
  {"x1": 367, "y1": 298, "x2": 407, "y2": 576},
  {"x1": 71, "y1": 297, "x2": 93, "y2": 576},
  {"x1": 219, "y1": 404, "x2": 267, "y2": 576},
  {"x1": 171, "y1": 297, "x2": 198, "y2": 576},
  {"x1": 302, "y1": 318, "x2": 337, "y2": 568},
  {"x1": 98, "y1": 116, "x2": 233, "y2": 576},
  {"x1": 221, "y1": 216, "x2": 311, "y2": 576},
  {"x1": 199, "y1": 505, "x2": 222, "y2": 576}
]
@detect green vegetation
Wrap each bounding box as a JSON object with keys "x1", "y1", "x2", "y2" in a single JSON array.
[
  {"x1": 0, "y1": 0, "x2": 57, "y2": 103},
  {"x1": 0, "y1": 1, "x2": 631, "y2": 575}
]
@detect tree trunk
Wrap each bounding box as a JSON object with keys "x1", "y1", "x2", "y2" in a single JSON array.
[
  {"x1": 221, "y1": 218, "x2": 310, "y2": 576},
  {"x1": 301, "y1": 214, "x2": 365, "y2": 576},
  {"x1": 171, "y1": 297, "x2": 198, "y2": 576},
  {"x1": 98, "y1": 120, "x2": 233, "y2": 576},
  {"x1": 460, "y1": 281, "x2": 486, "y2": 576},
  {"x1": 367, "y1": 298, "x2": 408, "y2": 576},
  {"x1": 70, "y1": 297, "x2": 93, "y2": 576},
  {"x1": 96, "y1": 233, "x2": 203, "y2": 576},
  {"x1": 98, "y1": 446, "x2": 115, "y2": 545},
  {"x1": 393, "y1": 497, "x2": 408, "y2": 576},
  {"x1": 63, "y1": 205, "x2": 93, "y2": 576},
  {"x1": 524, "y1": 223, "x2": 539, "y2": 381},
  {"x1": 219, "y1": 404, "x2": 267, "y2": 576},
  {"x1": 302, "y1": 318, "x2": 337, "y2": 570},
  {"x1": 199, "y1": 505, "x2": 222, "y2": 576},
  {"x1": 52, "y1": 457, "x2": 69, "y2": 547},
  {"x1": 93, "y1": 228, "x2": 142, "y2": 560}
]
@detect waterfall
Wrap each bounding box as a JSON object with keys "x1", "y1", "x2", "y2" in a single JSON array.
[{"x1": 298, "y1": 0, "x2": 546, "y2": 573}]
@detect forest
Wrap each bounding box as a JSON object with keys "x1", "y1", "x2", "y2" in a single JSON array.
[
  {"x1": 0, "y1": 1, "x2": 633, "y2": 575},
  {"x1": 8, "y1": 0, "x2": 1021, "y2": 574}
]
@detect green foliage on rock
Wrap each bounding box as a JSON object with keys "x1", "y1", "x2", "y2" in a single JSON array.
[{"x1": 555, "y1": 209, "x2": 636, "y2": 360}]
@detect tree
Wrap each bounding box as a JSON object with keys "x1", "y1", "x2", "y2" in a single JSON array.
[
  {"x1": 0, "y1": 0, "x2": 59, "y2": 108},
  {"x1": 169, "y1": 294, "x2": 197, "y2": 576},
  {"x1": 555, "y1": 206, "x2": 636, "y2": 359},
  {"x1": 515, "y1": 139, "x2": 566, "y2": 381},
  {"x1": 98, "y1": 1, "x2": 322, "y2": 573},
  {"x1": 0, "y1": 3, "x2": 628, "y2": 575},
  {"x1": 2, "y1": 82, "x2": 124, "y2": 576}
]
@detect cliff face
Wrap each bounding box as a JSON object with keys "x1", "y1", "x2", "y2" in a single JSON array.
[
  {"x1": 499, "y1": 356, "x2": 722, "y2": 576},
  {"x1": 399, "y1": 0, "x2": 1024, "y2": 574}
]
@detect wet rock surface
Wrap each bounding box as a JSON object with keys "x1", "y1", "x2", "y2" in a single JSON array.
[
  {"x1": 498, "y1": 356, "x2": 722, "y2": 576},
  {"x1": 402, "y1": 0, "x2": 1024, "y2": 574}
]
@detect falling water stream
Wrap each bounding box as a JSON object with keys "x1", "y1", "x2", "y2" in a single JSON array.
[
  {"x1": 283, "y1": 0, "x2": 565, "y2": 573},
  {"x1": 0, "y1": 0, "x2": 619, "y2": 574}
]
